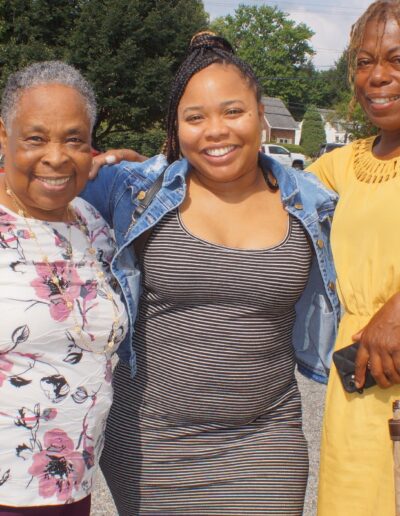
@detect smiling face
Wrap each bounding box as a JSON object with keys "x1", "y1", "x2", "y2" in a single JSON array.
[
  {"x1": 177, "y1": 63, "x2": 264, "y2": 184},
  {"x1": 0, "y1": 83, "x2": 92, "y2": 221},
  {"x1": 355, "y1": 16, "x2": 400, "y2": 134}
]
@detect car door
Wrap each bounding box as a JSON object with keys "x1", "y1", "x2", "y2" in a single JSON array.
[{"x1": 267, "y1": 145, "x2": 292, "y2": 167}]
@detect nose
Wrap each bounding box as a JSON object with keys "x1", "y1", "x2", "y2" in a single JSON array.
[
  {"x1": 369, "y1": 61, "x2": 392, "y2": 87},
  {"x1": 41, "y1": 143, "x2": 70, "y2": 169},
  {"x1": 204, "y1": 115, "x2": 230, "y2": 140}
]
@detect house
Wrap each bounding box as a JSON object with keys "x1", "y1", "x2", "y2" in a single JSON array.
[
  {"x1": 317, "y1": 108, "x2": 349, "y2": 144},
  {"x1": 261, "y1": 96, "x2": 299, "y2": 145}
]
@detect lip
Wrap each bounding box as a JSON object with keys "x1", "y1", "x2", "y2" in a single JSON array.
[
  {"x1": 34, "y1": 175, "x2": 72, "y2": 192},
  {"x1": 366, "y1": 94, "x2": 400, "y2": 110},
  {"x1": 202, "y1": 145, "x2": 237, "y2": 162}
]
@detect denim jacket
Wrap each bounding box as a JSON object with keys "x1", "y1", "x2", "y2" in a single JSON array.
[{"x1": 81, "y1": 153, "x2": 340, "y2": 384}]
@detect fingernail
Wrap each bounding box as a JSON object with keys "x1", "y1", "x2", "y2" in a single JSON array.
[{"x1": 105, "y1": 155, "x2": 116, "y2": 164}]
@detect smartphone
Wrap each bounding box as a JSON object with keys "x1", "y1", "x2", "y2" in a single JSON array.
[{"x1": 332, "y1": 342, "x2": 377, "y2": 393}]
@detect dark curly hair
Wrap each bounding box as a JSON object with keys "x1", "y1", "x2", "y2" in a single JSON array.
[{"x1": 165, "y1": 31, "x2": 262, "y2": 163}]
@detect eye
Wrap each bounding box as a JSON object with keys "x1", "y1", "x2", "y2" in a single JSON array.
[
  {"x1": 356, "y1": 58, "x2": 371, "y2": 68},
  {"x1": 66, "y1": 137, "x2": 83, "y2": 144},
  {"x1": 226, "y1": 107, "x2": 243, "y2": 116},
  {"x1": 391, "y1": 55, "x2": 400, "y2": 65},
  {"x1": 185, "y1": 114, "x2": 203, "y2": 123},
  {"x1": 26, "y1": 135, "x2": 44, "y2": 144}
]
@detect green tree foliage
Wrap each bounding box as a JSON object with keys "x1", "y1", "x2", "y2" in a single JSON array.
[
  {"x1": 0, "y1": 0, "x2": 209, "y2": 147},
  {"x1": 300, "y1": 106, "x2": 326, "y2": 157},
  {"x1": 69, "y1": 0, "x2": 208, "y2": 145},
  {"x1": 211, "y1": 5, "x2": 315, "y2": 119},
  {"x1": 0, "y1": 0, "x2": 80, "y2": 80},
  {"x1": 105, "y1": 124, "x2": 166, "y2": 156},
  {"x1": 310, "y1": 51, "x2": 350, "y2": 109}
]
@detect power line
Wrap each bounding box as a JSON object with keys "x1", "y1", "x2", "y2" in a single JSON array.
[{"x1": 207, "y1": 0, "x2": 366, "y2": 14}]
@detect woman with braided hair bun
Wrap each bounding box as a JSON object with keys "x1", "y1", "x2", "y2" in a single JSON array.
[{"x1": 83, "y1": 31, "x2": 339, "y2": 514}]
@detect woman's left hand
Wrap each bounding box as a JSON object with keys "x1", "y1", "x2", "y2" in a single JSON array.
[
  {"x1": 89, "y1": 149, "x2": 147, "y2": 179},
  {"x1": 354, "y1": 292, "x2": 400, "y2": 388}
]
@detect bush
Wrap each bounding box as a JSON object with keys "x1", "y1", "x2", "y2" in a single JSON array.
[
  {"x1": 280, "y1": 143, "x2": 307, "y2": 155},
  {"x1": 300, "y1": 106, "x2": 326, "y2": 157},
  {"x1": 100, "y1": 126, "x2": 166, "y2": 157}
]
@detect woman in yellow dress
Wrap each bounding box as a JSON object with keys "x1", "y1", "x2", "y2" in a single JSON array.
[{"x1": 308, "y1": 1, "x2": 400, "y2": 514}]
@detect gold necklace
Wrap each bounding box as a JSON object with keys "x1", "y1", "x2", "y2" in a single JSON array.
[{"x1": 5, "y1": 183, "x2": 121, "y2": 356}]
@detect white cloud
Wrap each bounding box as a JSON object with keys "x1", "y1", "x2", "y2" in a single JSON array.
[{"x1": 203, "y1": 0, "x2": 372, "y2": 69}]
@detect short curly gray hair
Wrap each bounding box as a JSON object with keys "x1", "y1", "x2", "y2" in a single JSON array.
[{"x1": 1, "y1": 61, "x2": 97, "y2": 131}]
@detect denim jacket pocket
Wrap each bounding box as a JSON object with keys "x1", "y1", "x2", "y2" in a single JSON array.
[{"x1": 304, "y1": 292, "x2": 335, "y2": 371}]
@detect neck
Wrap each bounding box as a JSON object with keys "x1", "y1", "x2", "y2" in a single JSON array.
[
  {"x1": 188, "y1": 165, "x2": 268, "y2": 202},
  {"x1": 2, "y1": 178, "x2": 72, "y2": 223},
  {"x1": 373, "y1": 131, "x2": 400, "y2": 159}
]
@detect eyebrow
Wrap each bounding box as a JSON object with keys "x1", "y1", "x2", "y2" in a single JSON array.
[
  {"x1": 23, "y1": 125, "x2": 86, "y2": 134},
  {"x1": 182, "y1": 99, "x2": 245, "y2": 115},
  {"x1": 358, "y1": 46, "x2": 400, "y2": 56}
]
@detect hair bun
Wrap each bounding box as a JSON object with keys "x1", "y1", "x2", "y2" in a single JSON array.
[{"x1": 189, "y1": 31, "x2": 234, "y2": 54}]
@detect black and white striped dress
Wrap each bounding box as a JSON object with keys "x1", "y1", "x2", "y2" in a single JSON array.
[{"x1": 101, "y1": 209, "x2": 312, "y2": 515}]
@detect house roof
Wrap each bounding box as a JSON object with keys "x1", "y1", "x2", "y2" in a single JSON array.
[{"x1": 262, "y1": 96, "x2": 298, "y2": 130}]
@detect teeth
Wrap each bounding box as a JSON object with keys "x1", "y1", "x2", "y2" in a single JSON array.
[
  {"x1": 37, "y1": 177, "x2": 70, "y2": 186},
  {"x1": 205, "y1": 146, "x2": 234, "y2": 157},
  {"x1": 370, "y1": 96, "x2": 400, "y2": 104}
]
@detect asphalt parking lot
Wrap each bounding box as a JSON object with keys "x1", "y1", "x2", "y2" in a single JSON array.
[{"x1": 90, "y1": 371, "x2": 326, "y2": 516}]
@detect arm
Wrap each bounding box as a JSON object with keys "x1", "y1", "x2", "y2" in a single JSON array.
[
  {"x1": 354, "y1": 293, "x2": 400, "y2": 388},
  {"x1": 80, "y1": 164, "x2": 124, "y2": 226},
  {"x1": 81, "y1": 155, "x2": 164, "y2": 228},
  {"x1": 306, "y1": 152, "x2": 339, "y2": 193},
  {"x1": 89, "y1": 148, "x2": 147, "y2": 180}
]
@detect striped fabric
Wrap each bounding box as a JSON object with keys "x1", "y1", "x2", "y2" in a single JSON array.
[{"x1": 101, "y1": 210, "x2": 312, "y2": 515}]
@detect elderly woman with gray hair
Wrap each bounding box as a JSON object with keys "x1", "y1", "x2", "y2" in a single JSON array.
[{"x1": 0, "y1": 61, "x2": 129, "y2": 515}]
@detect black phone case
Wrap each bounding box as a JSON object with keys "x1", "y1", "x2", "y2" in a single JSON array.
[{"x1": 332, "y1": 342, "x2": 376, "y2": 393}]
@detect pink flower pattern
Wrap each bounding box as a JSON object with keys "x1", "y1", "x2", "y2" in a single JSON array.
[
  {"x1": 0, "y1": 198, "x2": 127, "y2": 505},
  {"x1": 28, "y1": 429, "x2": 84, "y2": 502},
  {"x1": 30, "y1": 262, "x2": 84, "y2": 322}
]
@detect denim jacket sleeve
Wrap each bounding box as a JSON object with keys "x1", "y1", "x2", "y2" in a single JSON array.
[{"x1": 80, "y1": 164, "x2": 121, "y2": 226}]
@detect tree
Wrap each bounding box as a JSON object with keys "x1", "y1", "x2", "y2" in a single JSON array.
[
  {"x1": 0, "y1": 0, "x2": 209, "y2": 147},
  {"x1": 211, "y1": 5, "x2": 315, "y2": 119},
  {"x1": 307, "y1": 50, "x2": 351, "y2": 113},
  {"x1": 300, "y1": 106, "x2": 326, "y2": 157},
  {"x1": 0, "y1": 0, "x2": 80, "y2": 83},
  {"x1": 68, "y1": 0, "x2": 209, "y2": 146}
]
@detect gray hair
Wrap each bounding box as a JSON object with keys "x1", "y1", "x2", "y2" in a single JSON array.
[{"x1": 1, "y1": 61, "x2": 97, "y2": 131}]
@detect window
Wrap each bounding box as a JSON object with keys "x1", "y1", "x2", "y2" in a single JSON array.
[{"x1": 269, "y1": 145, "x2": 290, "y2": 156}]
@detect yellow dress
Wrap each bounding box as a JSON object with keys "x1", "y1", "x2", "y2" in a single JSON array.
[{"x1": 308, "y1": 137, "x2": 400, "y2": 516}]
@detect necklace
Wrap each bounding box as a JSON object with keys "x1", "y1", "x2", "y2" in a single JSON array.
[{"x1": 5, "y1": 182, "x2": 121, "y2": 356}]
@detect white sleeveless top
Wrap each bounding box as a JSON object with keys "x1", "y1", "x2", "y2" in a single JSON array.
[{"x1": 0, "y1": 198, "x2": 128, "y2": 507}]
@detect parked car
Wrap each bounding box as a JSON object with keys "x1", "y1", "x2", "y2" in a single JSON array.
[
  {"x1": 317, "y1": 143, "x2": 345, "y2": 156},
  {"x1": 261, "y1": 143, "x2": 305, "y2": 170}
]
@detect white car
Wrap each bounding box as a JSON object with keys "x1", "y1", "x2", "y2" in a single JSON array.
[{"x1": 261, "y1": 144, "x2": 305, "y2": 170}]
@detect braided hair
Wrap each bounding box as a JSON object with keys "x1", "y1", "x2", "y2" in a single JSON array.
[
  {"x1": 165, "y1": 31, "x2": 262, "y2": 164},
  {"x1": 348, "y1": 0, "x2": 400, "y2": 87}
]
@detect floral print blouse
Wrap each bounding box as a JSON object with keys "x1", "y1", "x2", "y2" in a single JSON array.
[{"x1": 0, "y1": 198, "x2": 128, "y2": 506}]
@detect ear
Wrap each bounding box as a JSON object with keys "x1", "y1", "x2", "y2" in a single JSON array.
[
  {"x1": 257, "y1": 102, "x2": 265, "y2": 124},
  {"x1": 0, "y1": 118, "x2": 8, "y2": 153}
]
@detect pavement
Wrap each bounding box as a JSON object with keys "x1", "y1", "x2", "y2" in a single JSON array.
[{"x1": 90, "y1": 371, "x2": 326, "y2": 516}]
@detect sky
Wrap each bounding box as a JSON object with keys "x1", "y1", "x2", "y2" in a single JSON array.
[{"x1": 202, "y1": 0, "x2": 373, "y2": 69}]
